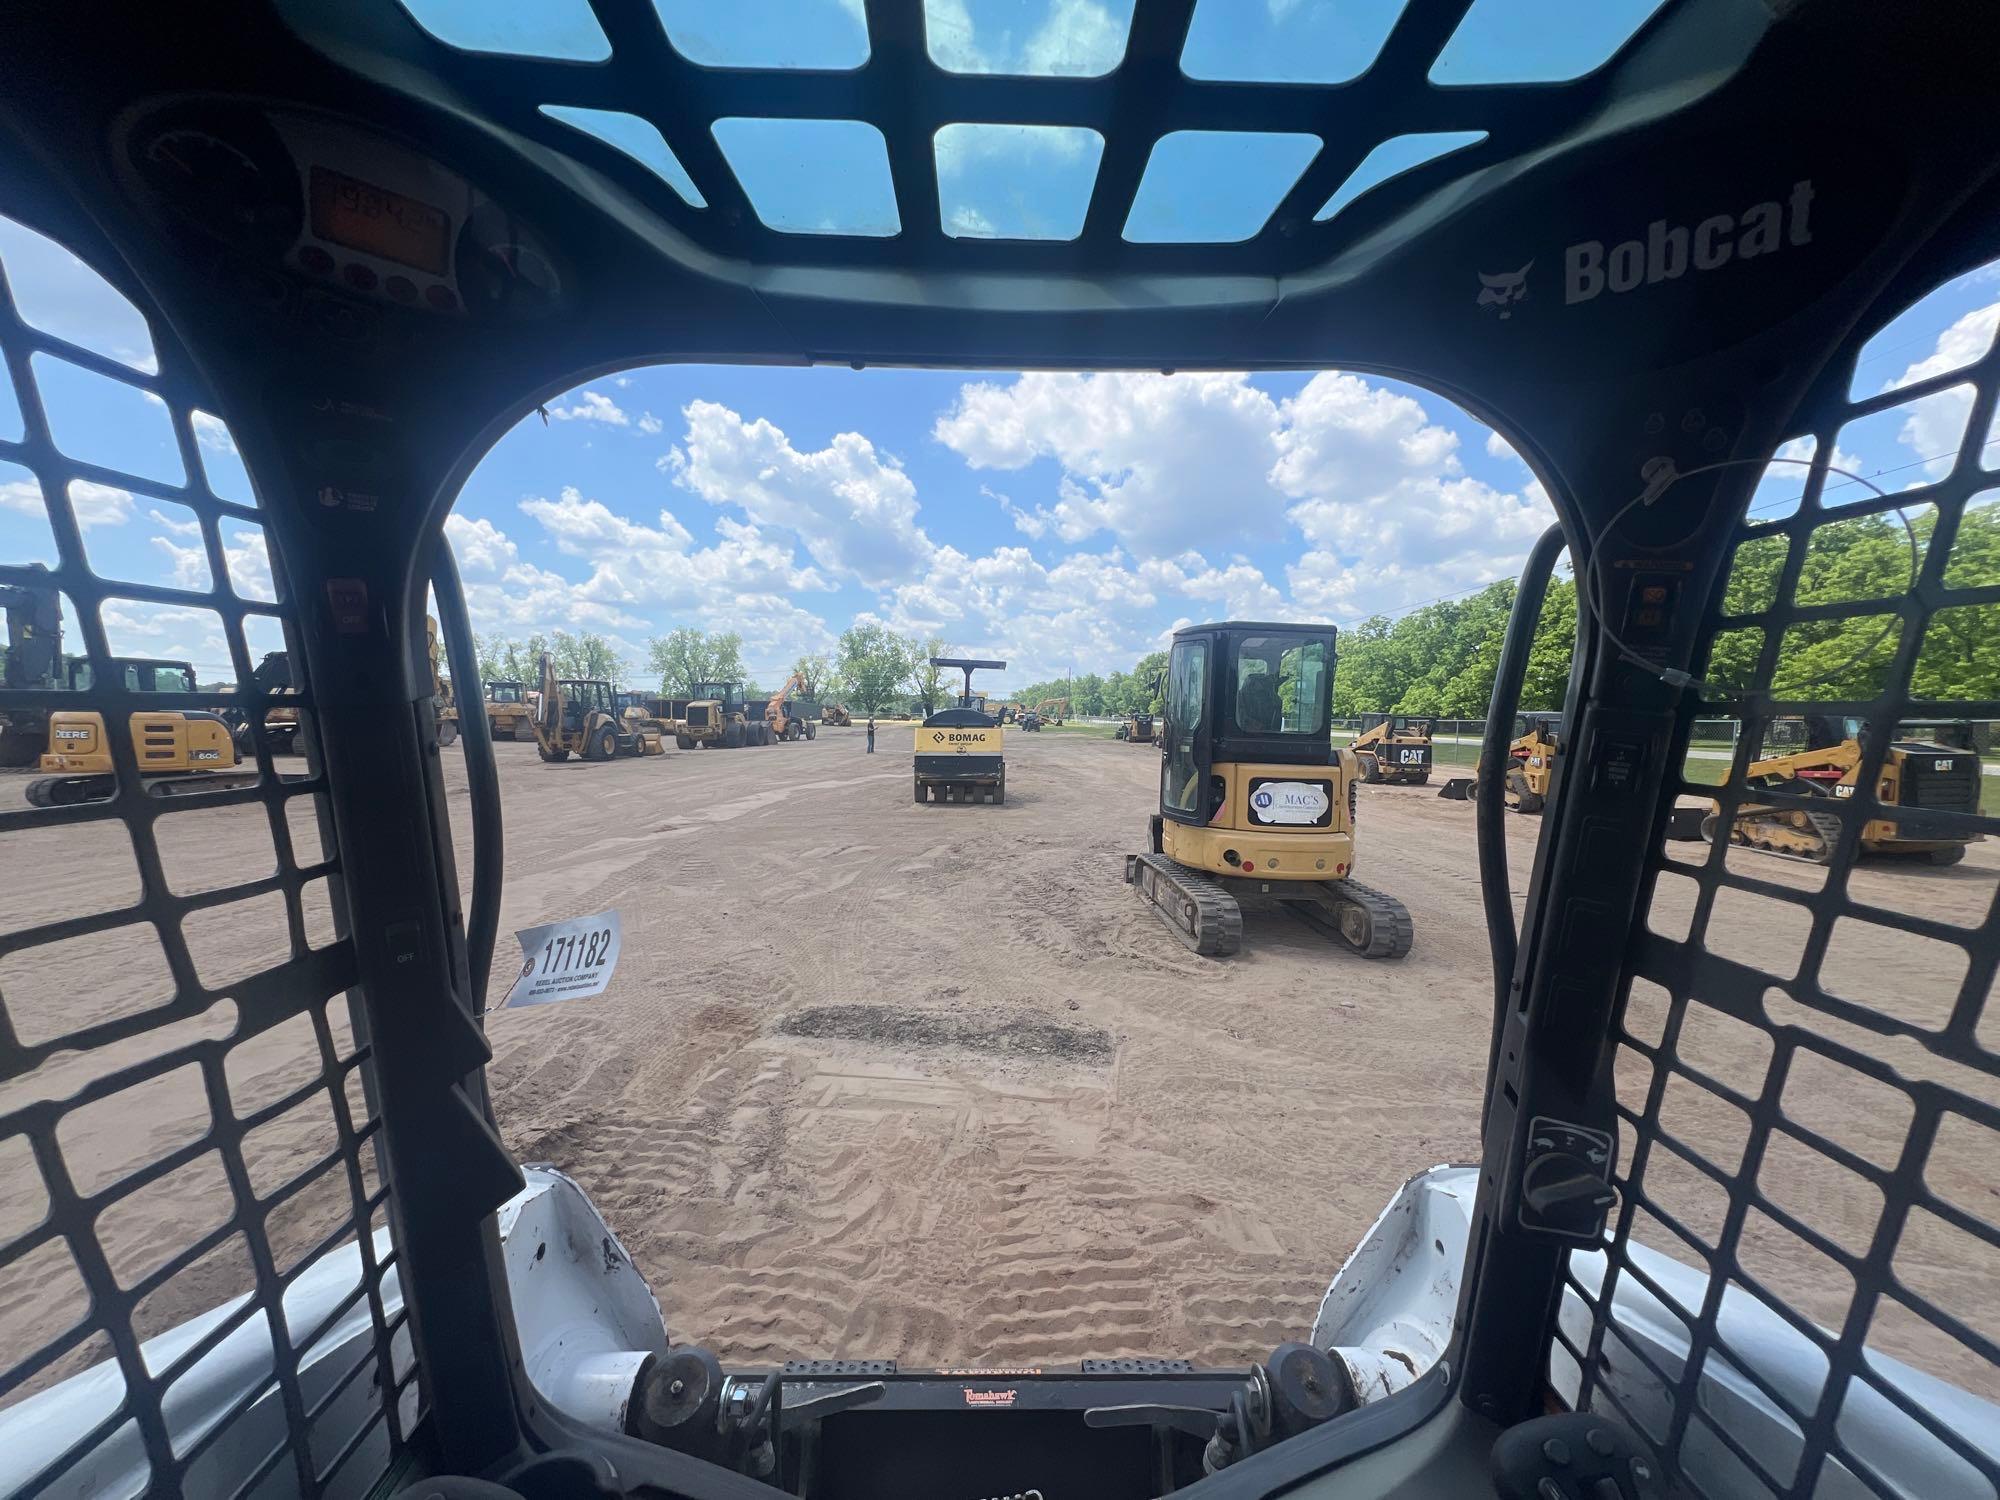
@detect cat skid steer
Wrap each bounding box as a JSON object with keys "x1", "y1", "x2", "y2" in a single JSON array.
[{"x1": 5, "y1": 6, "x2": 2000, "y2": 1500}]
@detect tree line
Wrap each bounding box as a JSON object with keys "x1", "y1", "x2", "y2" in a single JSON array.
[{"x1": 471, "y1": 502, "x2": 1996, "y2": 720}]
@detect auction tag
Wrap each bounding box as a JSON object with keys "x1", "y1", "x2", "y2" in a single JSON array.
[{"x1": 505, "y1": 909, "x2": 622, "y2": 1008}]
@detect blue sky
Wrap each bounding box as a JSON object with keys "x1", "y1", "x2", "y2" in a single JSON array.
[{"x1": 3, "y1": 0, "x2": 1998, "y2": 693}]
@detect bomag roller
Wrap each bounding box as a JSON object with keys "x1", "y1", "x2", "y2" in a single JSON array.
[
  {"x1": 1127, "y1": 621, "x2": 1412, "y2": 960},
  {"x1": 914, "y1": 657, "x2": 1006, "y2": 805},
  {"x1": 1350, "y1": 714, "x2": 1435, "y2": 785},
  {"x1": 1437, "y1": 711, "x2": 1562, "y2": 813},
  {"x1": 530, "y1": 653, "x2": 664, "y2": 763},
  {"x1": 26, "y1": 659, "x2": 256, "y2": 806},
  {"x1": 1669, "y1": 715, "x2": 1983, "y2": 865}
]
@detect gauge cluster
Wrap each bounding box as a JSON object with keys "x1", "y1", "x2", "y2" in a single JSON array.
[{"x1": 120, "y1": 103, "x2": 562, "y2": 330}]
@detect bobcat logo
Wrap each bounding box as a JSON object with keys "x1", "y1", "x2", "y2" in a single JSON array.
[{"x1": 1477, "y1": 262, "x2": 1532, "y2": 318}]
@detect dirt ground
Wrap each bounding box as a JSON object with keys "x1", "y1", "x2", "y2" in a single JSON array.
[{"x1": 1, "y1": 726, "x2": 1994, "y2": 1404}]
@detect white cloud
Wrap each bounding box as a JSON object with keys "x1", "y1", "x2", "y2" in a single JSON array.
[
  {"x1": 223, "y1": 526, "x2": 275, "y2": 602},
  {"x1": 1887, "y1": 299, "x2": 2000, "y2": 476},
  {"x1": 547, "y1": 390, "x2": 631, "y2": 427},
  {"x1": 920, "y1": 0, "x2": 1125, "y2": 76},
  {"x1": 146, "y1": 505, "x2": 200, "y2": 537},
  {"x1": 191, "y1": 409, "x2": 237, "y2": 454},
  {"x1": 638, "y1": 411, "x2": 664, "y2": 435},
  {"x1": 1486, "y1": 430, "x2": 1523, "y2": 462},
  {"x1": 935, "y1": 372, "x2": 1291, "y2": 556},
  {"x1": 445, "y1": 512, "x2": 519, "y2": 573},
  {"x1": 665, "y1": 400, "x2": 935, "y2": 588},
  {"x1": 64, "y1": 480, "x2": 135, "y2": 530},
  {"x1": 3, "y1": 478, "x2": 138, "y2": 534}
]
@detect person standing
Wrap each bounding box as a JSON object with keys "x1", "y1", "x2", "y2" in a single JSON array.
[{"x1": 866, "y1": 716, "x2": 876, "y2": 754}]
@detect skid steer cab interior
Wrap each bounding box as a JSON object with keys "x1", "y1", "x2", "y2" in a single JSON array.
[{"x1": 2, "y1": 4, "x2": 2000, "y2": 1500}]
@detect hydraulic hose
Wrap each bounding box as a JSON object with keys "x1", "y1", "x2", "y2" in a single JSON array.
[{"x1": 1477, "y1": 523, "x2": 1569, "y2": 1135}]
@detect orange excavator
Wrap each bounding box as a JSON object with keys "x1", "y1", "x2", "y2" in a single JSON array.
[{"x1": 764, "y1": 671, "x2": 818, "y2": 742}]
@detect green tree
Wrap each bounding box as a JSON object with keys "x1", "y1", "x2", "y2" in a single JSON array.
[
  {"x1": 1132, "y1": 650, "x2": 1168, "y2": 711},
  {"x1": 547, "y1": 631, "x2": 621, "y2": 681},
  {"x1": 647, "y1": 628, "x2": 745, "y2": 694},
  {"x1": 907, "y1": 635, "x2": 956, "y2": 714},
  {"x1": 838, "y1": 623, "x2": 914, "y2": 713},
  {"x1": 791, "y1": 651, "x2": 831, "y2": 698}
]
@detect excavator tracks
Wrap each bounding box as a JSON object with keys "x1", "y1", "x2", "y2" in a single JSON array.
[
  {"x1": 1126, "y1": 852, "x2": 1243, "y2": 957},
  {"x1": 1707, "y1": 805, "x2": 1845, "y2": 864},
  {"x1": 1276, "y1": 880, "x2": 1416, "y2": 960}
]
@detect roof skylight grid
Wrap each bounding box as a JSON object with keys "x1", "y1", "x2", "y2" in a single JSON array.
[
  {"x1": 1315, "y1": 131, "x2": 1488, "y2": 223},
  {"x1": 925, "y1": 0, "x2": 1136, "y2": 77},
  {"x1": 390, "y1": 0, "x2": 1687, "y2": 254},
  {"x1": 395, "y1": 0, "x2": 611, "y2": 62},
  {"x1": 653, "y1": 0, "x2": 871, "y2": 70},
  {"x1": 711, "y1": 117, "x2": 901, "y2": 236},
  {"x1": 1180, "y1": 0, "x2": 1409, "y2": 85},
  {"x1": 1429, "y1": 0, "x2": 1674, "y2": 85},
  {"x1": 935, "y1": 124, "x2": 1105, "y2": 240},
  {"x1": 1125, "y1": 131, "x2": 1323, "y2": 244},
  {"x1": 540, "y1": 106, "x2": 707, "y2": 208}
]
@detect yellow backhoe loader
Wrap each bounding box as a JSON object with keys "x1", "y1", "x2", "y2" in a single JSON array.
[
  {"x1": 1033, "y1": 697, "x2": 1068, "y2": 726},
  {"x1": 820, "y1": 703, "x2": 852, "y2": 727},
  {"x1": 530, "y1": 654, "x2": 664, "y2": 762},
  {"x1": 1350, "y1": 714, "x2": 1435, "y2": 785},
  {"x1": 1668, "y1": 716, "x2": 1983, "y2": 865}
]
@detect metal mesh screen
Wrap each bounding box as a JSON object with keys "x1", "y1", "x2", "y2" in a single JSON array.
[
  {"x1": 0, "y1": 214, "x2": 415, "y2": 1498},
  {"x1": 1559, "y1": 271, "x2": 2000, "y2": 1497}
]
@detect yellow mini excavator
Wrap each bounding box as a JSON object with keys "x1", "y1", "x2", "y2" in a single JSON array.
[
  {"x1": 27, "y1": 659, "x2": 254, "y2": 806},
  {"x1": 1127, "y1": 621, "x2": 1412, "y2": 959},
  {"x1": 531, "y1": 653, "x2": 665, "y2": 762},
  {"x1": 1349, "y1": 714, "x2": 1435, "y2": 785},
  {"x1": 1669, "y1": 715, "x2": 1983, "y2": 865}
]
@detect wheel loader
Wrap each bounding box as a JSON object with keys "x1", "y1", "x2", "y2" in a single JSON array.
[
  {"x1": 26, "y1": 659, "x2": 258, "y2": 806},
  {"x1": 1667, "y1": 715, "x2": 1983, "y2": 865},
  {"x1": 483, "y1": 680, "x2": 538, "y2": 741},
  {"x1": 426, "y1": 614, "x2": 459, "y2": 747},
  {"x1": 1349, "y1": 713, "x2": 1435, "y2": 785},
  {"x1": 1436, "y1": 711, "x2": 1562, "y2": 813},
  {"x1": 530, "y1": 654, "x2": 664, "y2": 763},
  {"x1": 1127, "y1": 621, "x2": 1412, "y2": 960},
  {"x1": 915, "y1": 657, "x2": 1006, "y2": 804},
  {"x1": 669, "y1": 680, "x2": 764, "y2": 748}
]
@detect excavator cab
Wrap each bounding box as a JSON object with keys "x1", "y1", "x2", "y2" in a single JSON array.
[{"x1": 1128, "y1": 622, "x2": 1411, "y2": 959}]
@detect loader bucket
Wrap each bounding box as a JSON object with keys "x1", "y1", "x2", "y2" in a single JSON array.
[{"x1": 1437, "y1": 777, "x2": 1475, "y2": 800}]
